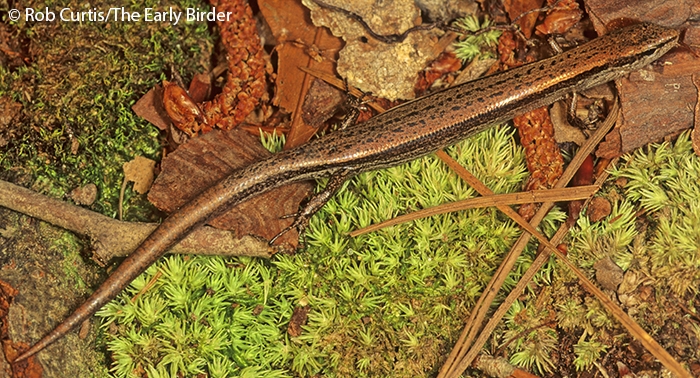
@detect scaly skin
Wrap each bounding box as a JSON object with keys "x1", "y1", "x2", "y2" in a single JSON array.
[{"x1": 14, "y1": 23, "x2": 678, "y2": 361}]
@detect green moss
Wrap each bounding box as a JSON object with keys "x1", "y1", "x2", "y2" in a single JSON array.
[
  {"x1": 51, "y1": 227, "x2": 89, "y2": 289},
  {"x1": 572, "y1": 336, "x2": 607, "y2": 372},
  {"x1": 97, "y1": 256, "x2": 293, "y2": 377},
  {"x1": 279, "y1": 126, "x2": 528, "y2": 377},
  {"x1": 0, "y1": 0, "x2": 213, "y2": 221},
  {"x1": 97, "y1": 126, "x2": 530, "y2": 377},
  {"x1": 502, "y1": 300, "x2": 558, "y2": 374},
  {"x1": 605, "y1": 131, "x2": 700, "y2": 296},
  {"x1": 452, "y1": 15, "x2": 501, "y2": 62},
  {"x1": 518, "y1": 131, "x2": 700, "y2": 374}
]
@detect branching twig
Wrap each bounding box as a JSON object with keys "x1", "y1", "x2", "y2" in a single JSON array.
[{"x1": 0, "y1": 180, "x2": 273, "y2": 264}]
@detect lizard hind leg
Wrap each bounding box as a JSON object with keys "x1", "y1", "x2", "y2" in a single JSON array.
[{"x1": 269, "y1": 169, "x2": 354, "y2": 246}]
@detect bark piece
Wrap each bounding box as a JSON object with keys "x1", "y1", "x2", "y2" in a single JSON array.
[
  {"x1": 301, "y1": 79, "x2": 346, "y2": 128},
  {"x1": 585, "y1": 0, "x2": 694, "y2": 30},
  {"x1": 616, "y1": 50, "x2": 699, "y2": 154}
]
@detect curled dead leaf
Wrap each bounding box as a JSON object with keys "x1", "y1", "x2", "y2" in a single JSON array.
[
  {"x1": 162, "y1": 80, "x2": 209, "y2": 137},
  {"x1": 123, "y1": 156, "x2": 156, "y2": 194}
]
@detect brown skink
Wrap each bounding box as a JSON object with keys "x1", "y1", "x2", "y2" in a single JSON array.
[{"x1": 15, "y1": 22, "x2": 678, "y2": 361}]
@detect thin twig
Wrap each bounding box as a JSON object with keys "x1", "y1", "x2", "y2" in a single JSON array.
[{"x1": 307, "y1": 0, "x2": 438, "y2": 43}]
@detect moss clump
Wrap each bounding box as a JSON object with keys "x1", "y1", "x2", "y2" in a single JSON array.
[
  {"x1": 570, "y1": 131, "x2": 700, "y2": 298},
  {"x1": 279, "y1": 126, "x2": 530, "y2": 377},
  {"x1": 504, "y1": 131, "x2": 700, "y2": 375},
  {"x1": 98, "y1": 126, "x2": 533, "y2": 377},
  {"x1": 452, "y1": 15, "x2": 501, "y2": 62},
  {"x1": 611, "y1": 132, "x2": 700, "y2": 297},
  {"x1": 0, "y1": 0, "x2": 213, "y2": 220},
  {"x1": 97, "y1": 256, "x2": 293, "y2": 378}
]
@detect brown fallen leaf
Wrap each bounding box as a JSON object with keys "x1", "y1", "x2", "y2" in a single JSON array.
[
  {"x1": 414, "y1": 51, "x2": 462, "y2": 97},
  {"x1": 550, "y1": 102, "x2": 586, "y2": 145},
  {"x1": 123, "y1": 156, "x2": 156, "y2": 195},
  {"x1": 503, "y1": 0, "x2": 545, "y2": 39},
  {"x1": 259, "y1": 0, "x2": 343, "y2": 149},
  {"x1": 131, "y1": 85, "x2": 171, "y2": 131},
  {"x1": 120, "y1": 156, "x2": 157, "y2": 221},
  {"x1": 148, "y1": 128, "x2": 313, "y2": 247},
  {"x1": 535, "y1": 0, "x2": 582, "y2": 35}
]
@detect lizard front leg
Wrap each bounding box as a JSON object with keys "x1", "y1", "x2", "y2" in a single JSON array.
[{"x1": 269, "y1": 169, "x2": 354, "y2": 245}]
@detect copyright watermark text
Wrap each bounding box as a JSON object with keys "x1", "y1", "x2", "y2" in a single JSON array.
[{"x1": 6, "y1": 7, "x2": 232, "y2": 25}]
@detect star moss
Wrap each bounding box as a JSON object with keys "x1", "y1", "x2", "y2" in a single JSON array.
[
  {"x1": 522, "y1": 131, "x2": 700, "y2": 374},
  {"x1": 97, "y1": 125, "x2": 534, "y2": 377}
]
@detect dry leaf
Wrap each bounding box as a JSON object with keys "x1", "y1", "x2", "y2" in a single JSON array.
[
  {"x1": 131, "y1": 85, "x2": 171, "y2": 131},
  {"x1": 536, "y1": 0, "x2": 582, "y2": 35},
  {"x1": 503, "y1": 0, "x2": 545, "y2": 38},
  {"x1": 148, "y1": 128, "x2": 313, "y2": 247},
  {"x1": 259, "y1": 0, "x2": 343, "y2": 149},
  {"x1": 123, "y1": 156, "x2": 156, "y2": 194}
]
